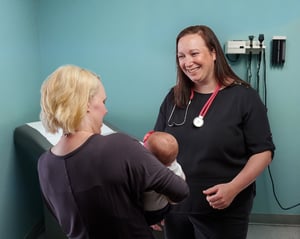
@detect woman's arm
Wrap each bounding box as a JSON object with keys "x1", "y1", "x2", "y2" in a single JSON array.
[{"x1": 203, "y1": 150, "x2": 272, "y2": 209}]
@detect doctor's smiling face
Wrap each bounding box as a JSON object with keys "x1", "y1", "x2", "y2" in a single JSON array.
[{"x1": 177, "y1": 33, "x2": 216, "y2": 87}]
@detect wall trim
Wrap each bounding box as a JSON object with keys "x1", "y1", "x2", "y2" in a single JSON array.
[{"x1": 250, "y1": 213, "x2": 300, "y2": 226}]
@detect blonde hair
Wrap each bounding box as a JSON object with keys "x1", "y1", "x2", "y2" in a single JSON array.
[
  {"x1": 145, "y1": 132, "x2": 179, "y2": 166},
  {"x1": 40, "y1": 65, "x2": 101, "y2": 134}
]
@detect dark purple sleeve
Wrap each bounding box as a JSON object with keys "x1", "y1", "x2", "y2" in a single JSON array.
[{"x1": 116, "y1": 133, "x2": 189, "y2": 203}]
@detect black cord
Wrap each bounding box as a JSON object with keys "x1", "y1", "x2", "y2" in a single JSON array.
[
  {"x1": 257, "y1": 34, "x2": 264, "y2": 97},
  {"x1": 256, "y1": 51, "x2": 262, "y2": 92},
  {"x1": 268, "y1": 165, "x2": 300, "y2": 210},
  {"x1": 263, "y1": 55, "x2": 299, "y2": 209},
  {"x1": 263, "y1": 49, "x2": 267, "y2": 105},
  {"x1": 226, "y1": 54, "x2": 240, "y2": 62},
  {"x1": 247, "y1": 52, "x2": 252, "y2": 84}
]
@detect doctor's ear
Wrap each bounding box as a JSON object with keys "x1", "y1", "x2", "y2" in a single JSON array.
[{"x1": 211, "y1": 49, "x2": 216, "y2": 61}]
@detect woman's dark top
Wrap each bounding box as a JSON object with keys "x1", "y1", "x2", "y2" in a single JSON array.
[{"x1": 38, "y1": 133, "x2": 189, "y2": 239}]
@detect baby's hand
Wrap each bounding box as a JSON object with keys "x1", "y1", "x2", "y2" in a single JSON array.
[{"x1": 150, "y1": 220, "x2": 165, "y2": 231}]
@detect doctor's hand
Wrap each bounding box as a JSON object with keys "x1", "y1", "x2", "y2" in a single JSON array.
[{"x1": 203, "y1": 183, "x2": 237, "y2": 210}]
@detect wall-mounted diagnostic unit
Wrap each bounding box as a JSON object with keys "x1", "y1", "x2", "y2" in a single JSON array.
[
  {"x1": 225, "y1": 34, "x2": 265, "y2": 55},
  {"x1": 271, "y1": 36, "x2": 286, "y2": 66},
  {"x1": 224, "y1": 34, "x2": 267, "y2": 105}
]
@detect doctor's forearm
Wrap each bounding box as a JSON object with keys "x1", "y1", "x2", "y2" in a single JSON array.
[{"x1": 229, "y1": 151, "x2": 272, "y2": 195}]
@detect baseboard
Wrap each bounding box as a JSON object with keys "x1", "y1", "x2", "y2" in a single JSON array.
[{"x1": 250, "y1": 213, "x2": 300, "y2": 226}]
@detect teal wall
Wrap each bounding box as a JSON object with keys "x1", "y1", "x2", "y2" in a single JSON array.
[
  {"x1": 0, "y1": 0, "x2": 42, "y2": 238},
  {"x1": 38, "y1": 0, "x2": 300, "y2": 215},
  {"x1": 1, "y1": 0, "x2": 299, "y2": 238}
]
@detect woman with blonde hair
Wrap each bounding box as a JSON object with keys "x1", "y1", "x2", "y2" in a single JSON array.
[{"x1": 38, "y1": 65, "x2": 189, "y2": 239}]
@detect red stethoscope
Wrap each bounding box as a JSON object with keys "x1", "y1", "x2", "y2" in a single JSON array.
[{"x1": 167, "y1": 84, "x2": 220, "y2": 128}]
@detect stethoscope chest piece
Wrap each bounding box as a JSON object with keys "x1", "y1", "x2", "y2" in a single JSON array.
[{"x1": 193, "y1": 116, "x2": 204, "y2": 128}]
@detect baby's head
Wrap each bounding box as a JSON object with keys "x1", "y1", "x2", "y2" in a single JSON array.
[{"x1": 143, "y1": 131, "x2": 179, "y2": 166}]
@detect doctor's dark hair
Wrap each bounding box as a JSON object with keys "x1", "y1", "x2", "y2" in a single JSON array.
[{"x1": 174, "y1": 25, "x2": 249, "y2": 107}]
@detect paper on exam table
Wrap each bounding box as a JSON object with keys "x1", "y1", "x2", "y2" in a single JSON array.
[{"x1": 26, "y1": 121, "x2": 115, "y2": 145}]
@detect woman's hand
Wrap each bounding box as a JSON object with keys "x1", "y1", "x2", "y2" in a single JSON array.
[
  {"x1": 203, "y1": 183, "x2": 237, "y2": 210},
  {"x1": 203, "y1": 151, "x2": 272, "y2": 210}
]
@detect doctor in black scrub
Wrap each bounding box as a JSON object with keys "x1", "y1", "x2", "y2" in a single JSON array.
[{"x1": 154, "y1": 25, "x2": 275, "y2": 239}]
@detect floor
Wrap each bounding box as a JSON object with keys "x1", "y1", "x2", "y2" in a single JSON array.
[
  {"x1": 152, "y1": 223, "x2": 300, "y2": 239},
  {"x1": 37, "y1": 223, "x2": 300, "y2": 239},
  {"x1": 246, "y1": 223, "x2": 300, "y2": 239}
]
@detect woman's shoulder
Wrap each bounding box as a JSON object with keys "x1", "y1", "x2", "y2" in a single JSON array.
[
  {"x1": 225, "y1": 82, "x2": 258, "y2": 97},
  {"x1": 85, "y1": 133, "x2": 146, "y2": 163},
  {"x1": 92, "y1": 132, "x2": 138, "y2": 144},
  {"x1": 223, "y1": 83, "x2": 266, "y2": 111},
  {"x1": 161, "y1": 87, "x2": 175, "y2": 104}
]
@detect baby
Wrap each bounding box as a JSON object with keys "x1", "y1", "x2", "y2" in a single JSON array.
[{"x1": 143, "y1": 131, "x2": 185, "y2": 225}]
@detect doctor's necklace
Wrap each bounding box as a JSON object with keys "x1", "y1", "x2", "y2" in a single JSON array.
[{"x1": 193, "y1": 84, "x2": 221, "y2": 127}]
